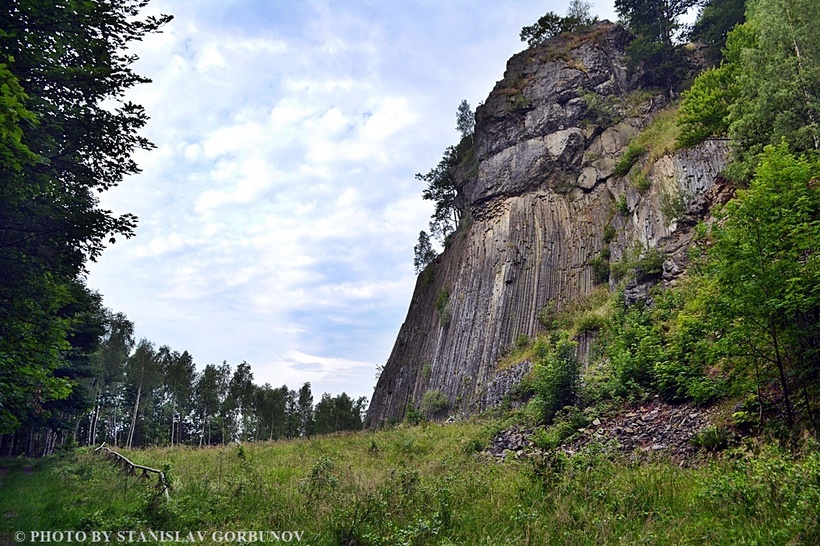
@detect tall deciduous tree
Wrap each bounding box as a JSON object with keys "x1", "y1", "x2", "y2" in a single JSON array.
[
  {"x1": 707, "y1": 144, "x2": 820, "y2": 429},
  {"x1": 728, "y1": 0, "x2": 820, "y2": 174},
  {"x1": 0, "y1": 0, "x2": 171, "y2": 435},
  {"x1": 162, "y1": 349, "x2": 195, "y2": 445},
  {"x1": 125, "y1": 339, "x2": 161, "y2": 448},
  {"x1": 86, "y1": 310, "x2": 134, "y2": 446},
  {"x1": 194, "y1": 362, "x2": 229, "y2": 446}
]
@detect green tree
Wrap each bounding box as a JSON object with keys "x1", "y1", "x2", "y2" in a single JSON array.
[
  {"x1": 0, "y1": 0, "x2": 171, "y2": 436},
  {"x1": 615, "y1": 0, "x2": 701, "y2": 92},
  {"x1": 531, "y1": 334, "x2": 580, "y2": 423},
  {"x1": 676, "y1": 20, "x2": 753, "y2": 147},
  {"x1": 417, "y1": 146, "x2": 461, "y2": 244},
  {"x1": 413, "y1": 231, "x2": 437, "y2": 274},
  {"x1": 456, "y1": 99, "x2": 474, "y2": 140},
  {"x1": 194, "y1": 363, "x2": 227, "y2": 446},
  {"x1": 162, "y1": 349, "x2": 195, "y2": 445},
  {"x1": 728, "y1": 0, "x2": 820, "y2": 176},
  {"x1": 124, "y1": 339, "x2": 161, "y2": 448},
  {"x1": 86, "y1": 310, "x2": 134, "y2": 446},
  {"x1": 707, "y1": 144, "x2": 820, "y2": 430},
  {"x1": 297, "y1": 382, "x2": 315, "y2": 438},
  {"x1": 520, "y1": 0, "x2": 598, "y2": 48},
  {"x1": 227, "y1": 361, "x2": 255, "y2": 441},
  {"x1": 690, "y1": 0, "x2": 747, "y2": 64}
]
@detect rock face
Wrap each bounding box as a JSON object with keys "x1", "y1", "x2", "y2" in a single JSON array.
[{"x1": 367, "y1": 23, "x2": 730, "y2": 427}]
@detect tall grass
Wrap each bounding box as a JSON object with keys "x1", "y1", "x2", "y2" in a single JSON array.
[{"x1": 2, "y1": 424, "x2": 819, "y2": 545}]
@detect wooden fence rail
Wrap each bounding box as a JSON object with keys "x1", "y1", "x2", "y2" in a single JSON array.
[{"x1": 93, "y1": 443, "x2": 170, "y2": 500}]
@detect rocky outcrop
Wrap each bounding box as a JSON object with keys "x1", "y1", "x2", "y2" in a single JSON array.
[
  {"x1": 367, "y1": 23, "x2": 730, "y2": 427},
  {"x1": 484, "y1": 400, "x2": 719, "y2": 464}
]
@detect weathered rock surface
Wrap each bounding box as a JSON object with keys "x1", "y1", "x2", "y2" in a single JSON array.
[
  {"x1": 484, "y1": 400, "x2": 719, "y2": 464},
  {"x1": 367, "y1": 23, "x2": 729, "y2": 427}
]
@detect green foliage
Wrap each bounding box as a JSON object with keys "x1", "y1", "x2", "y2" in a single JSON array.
[
  {"x1": 435, "y1": 287, "x2": 452, "y2": 327},
  {"x1": 455, "y1": 99, "x2": 474, "y2": 139},
  {"x1": 418, "y1": 146, "x2": 462, "y2": 244},
  {"x1": 690, "y1": 0, "x2": 747, "y2": 65},
  {"x1": 420, "y1": 390, "x2": 450, "y2": 416},
  {"x1": 422, "y1": 361, "x2": 432, "y2": 381},
  {"x1": 595, "y1": 277, "x2": 727, "y2": 405},
  {"x1": 413, "y1": 230, "x2": 437, "y2": 274},
  {"x1": 660, "y1": 185, "x2": 689, "y2": 225},
  {"x1": 530, "y1": 333, "x2": 580, "y2": 424},
  {"x1": 616, "y1": 0, "x2": 700, "y2": 91},
  {"x1": 405, "y1": 404, "x2": 424, "y2": 425},
  {"x1": 0, "y1": 0, "x2": 171, "y2": 436},
  {"x1": 692, "y1": 425, "x2": 731, "y2": 451},
  {"x1": 580, "y1": 90, "x2": 620, "y2": 127},
  {"x1": 520, "y1": 0, "x2": 598, "y2": 48},
  {"x1": 614, "y1": 143, "x2": 647, "y2": 177},
  {"x1": 616, "y1": 194, "x2": 630, "y2": 214},
  {"x1": 532, "y1": 407, "x2": 590, "y2": 450},
  {"x1": 603, "y1": 224, "x2": 617, "y2": 243},
  {"x1": 589, "y1": 253, "x2": 611, "y2": 285},
  {"x1": 676, "y1": 65, "x2": 738, "y2": 146},
  {"x1": 706, "y1": 144, "x2": 820, "y2": 429},
  {"x1": 727, "y1": 0, "x2": 820, "y2": 177},
  {"x1": 630, "y1": 170, "x2": 651, "y2": 193}
]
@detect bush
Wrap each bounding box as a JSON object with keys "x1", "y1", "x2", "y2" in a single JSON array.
[
  {"x1": 530, "y1": 334, "x2": 580, "y2": 424},
  {"x1": 435, "y1": 288, "x2": 452, "y2": 327},
  {"x1": 616, "y1": 194, "x2": 629, "y2": 215},
  {"x1": 589, "y1": 254, "x2": 610, "y2": 285},
  {"x1": 613, "y1": 143, "x2": 646, "y2": 177},
  {"x1": 420, "y1": 390, "x2": 449, "y2": 416}
]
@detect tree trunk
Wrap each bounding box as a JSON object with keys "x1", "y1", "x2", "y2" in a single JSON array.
[
  {"x1": 169, "y1": 400, "x2": 175, "y2": 446},
  {"x1": 127, "y1": 385, "x2": 142, "y2": 449}
]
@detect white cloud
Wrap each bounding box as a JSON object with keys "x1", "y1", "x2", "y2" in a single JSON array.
[{"x1": 88, "y1": 0, "x2": 578, "y2": 400}]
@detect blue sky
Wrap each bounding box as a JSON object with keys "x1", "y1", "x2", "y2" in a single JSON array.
[{"x1": 87, "y1": 1, "x2": 620, "y2": 401}]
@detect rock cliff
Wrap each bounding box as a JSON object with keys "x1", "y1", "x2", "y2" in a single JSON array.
[{"x1": 367, "y1": 23, "x2": 730, "y2": 427}]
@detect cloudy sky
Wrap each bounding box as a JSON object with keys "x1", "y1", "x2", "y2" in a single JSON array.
[{"x1": 87, "y1": 0, "x2": 620, "y2": 401}]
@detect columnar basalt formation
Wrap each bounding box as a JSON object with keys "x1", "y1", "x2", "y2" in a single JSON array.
[{"x1": 367, "y1": 23, "x2": 729, "y2": 427}]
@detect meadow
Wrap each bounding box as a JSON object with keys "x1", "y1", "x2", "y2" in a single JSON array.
[{"x1": 2, "y1": 416, "x2": 820, "y2": 545}]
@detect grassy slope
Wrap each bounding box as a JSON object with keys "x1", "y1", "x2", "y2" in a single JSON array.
[{"x1": 2, "y1": 418, "x2": 819, "y2": 545}]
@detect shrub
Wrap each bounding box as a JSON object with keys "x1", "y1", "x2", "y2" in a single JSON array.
[
  {"x1": 420, "y1": 390, "x2": 449, "y2": 416},
  {"x1": 530, "y1": 334, "x2": 580, "y2": 424},
  {"x1": 405, "y1": 404, "x2": 424, "y2": 425},
  {"x1": 589, "y1": 254, "x2": 610, "y2": 285},
  {"x1": 422, "y1": 361, "x2": 432, "y2": 381},
  {"x1": 616, "y1": 195, "x2": 629, "y2": 214},
  {"x1": 631, "y1": 170, "x2": 651, "y2": 193},
  {"x1": 435, "y1": 288, "x2": 452, "y2": 327},
  {"x1": 613, "y1": 143, "x2": 646, "y2": 177}
]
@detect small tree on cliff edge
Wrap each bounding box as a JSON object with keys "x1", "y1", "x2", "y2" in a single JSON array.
[
  {"x1": 414, "y1": 231, "x2": 437, "y2": 274},
  {"x1": 456, "y1": 100, "x2": 475, "y2": 141},
  {"x1": 520, "y1": 0, "x2": 598, "y2": 48}
]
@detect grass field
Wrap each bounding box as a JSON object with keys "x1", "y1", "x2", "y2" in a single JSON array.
[{"x1": 2, "y1": 417, "x2": 820, "y2": 545}]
